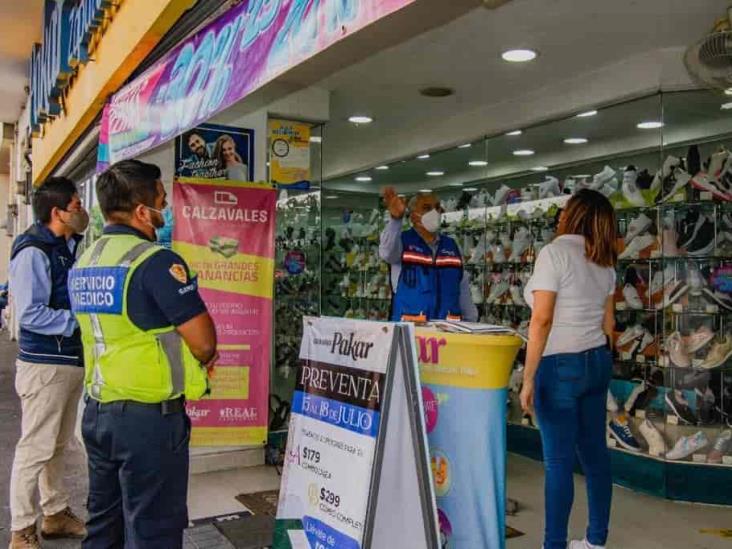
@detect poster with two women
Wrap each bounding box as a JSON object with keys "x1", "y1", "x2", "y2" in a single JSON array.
[{"x1": 174, "y1": 123, "x2": 254, "y2": 181}]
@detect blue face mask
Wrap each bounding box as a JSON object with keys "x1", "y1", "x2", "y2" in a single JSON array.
[{"x1": 147, "y1": 206, "x2": 173, "y2": 247}]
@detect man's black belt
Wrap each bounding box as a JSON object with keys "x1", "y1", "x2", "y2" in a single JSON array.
[{"x1": 86, "y1": 396, "x2": 185, "y2": 415}]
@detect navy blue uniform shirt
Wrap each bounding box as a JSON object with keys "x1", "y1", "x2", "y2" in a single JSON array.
[{"x1": 103, "y1": 225, "x2": 207, "y2": 330}]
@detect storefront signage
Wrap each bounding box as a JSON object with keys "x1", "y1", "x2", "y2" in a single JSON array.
[
  {"x1": 269, "y1": 119, "x2": 311, "y2": 189},
  {"x1": 274, "y1": 318, "x2": 439, "y2": 549},
  {"x1": 173, "y1": 178, "x2": 276, "y2": 446},
  {"x1": 173, "y1": 123, "x2": 254, "y2": 181},
  {"x1": 98, "y1": 0, "x2": 415, "y2": 166},
  {"x1": 30, "y1": 0, "x2": 123, "y2": 135}
]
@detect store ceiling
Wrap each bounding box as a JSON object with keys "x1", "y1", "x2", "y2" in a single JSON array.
[
  {"x1": 0, "y1": 0, "x2": 42, "y2": 124},
  {"x1": 318, "y1": 0, "x2": 730, "y2": 193}
]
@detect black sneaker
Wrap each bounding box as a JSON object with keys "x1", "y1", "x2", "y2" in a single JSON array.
[
  {"x1": 665, "y1": 390, "x2": 697, "y2": 425},
  {"x1": 636, "y1": 169, "x2": 654, "y2": 190},
  {"x1": 679, "y1": 369, "x2": 711, "y2": 392},
  {"x1": 677, "y1": 210, "x2": 700, "y2": 246},
  {"x1": 696, "y1": 388, "x2": 720, "y2": 425},
  {"x1": 682, "y1": 215, "x2": 715, "y2": 256},
  {"x1": 703, "y1": 288, "x2": 732, "y2": 311}
]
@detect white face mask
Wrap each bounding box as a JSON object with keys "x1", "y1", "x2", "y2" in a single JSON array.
[{"x1": 420, "y1": 209, "x2": 442, "y2": 234}]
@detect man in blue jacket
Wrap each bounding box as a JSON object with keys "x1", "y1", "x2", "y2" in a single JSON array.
[
  {"x1": 8, "y1": 177, "x2": 88, "y2": 548},
  {"x1": 379, "y1": 187, "x2": 478, "y2": 322}
]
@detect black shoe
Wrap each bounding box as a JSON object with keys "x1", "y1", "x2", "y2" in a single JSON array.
[
  {"x1": 703, "y1": 288, "x2": 732, "y2": 311},
  {"x1": 637, "y1": 169, "x2": 654, "y2": 190},
  {"x1": 687, "y1": 145, "x2": 701, "y2": 177},
  {"x1": 628, "y1": 384, "x2": 658, "y2": 415},
  {"x1": 665, "y1": 390, "x2": 697, "y2": 425},
  {"x1": 696, "y1": 388, "x2": 720, "y2": 425},
  {"x1": 679, "y1": 369, "x2": 711, "y2": 391},
  {"x1": 682, "y1": 215, "x2": 715, "y2": 256}
]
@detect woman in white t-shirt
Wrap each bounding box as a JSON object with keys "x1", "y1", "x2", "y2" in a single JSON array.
[{"x1": 521, "y1": 189, "x2": 617, "y2": 549}]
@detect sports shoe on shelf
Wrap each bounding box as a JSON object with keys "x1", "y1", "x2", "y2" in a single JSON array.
[
  {"x1": 625, "y1": 212, "x2": 652, "y2": 244},
  {"x1": 622, "y1": 166, "x2": 647, "y2": 206},
  {"x1": 699, "y1": 335, "x2": 732, "y2": 369},
  {"x1": 622, "y1": 283, "x2": 645, "y2": 310},
  {"x1": 707, "y1": 430, "x2": 732, "y2": 464},
  {"x1": 492, "y1": 185, "x2": 512, "y2": 206},
  {"x1": 687, "y1": 264, "x2": 708, "y2": 296},
  {"x1": 650, "y1": 265, "x2": 675, "y2": 300},
  {"x1": 470, "y1": 282, "x2": 484, "y2": 304},
  {"x1": 662, "y1": 278, "x2": 688, "y2": 308},
  {"x1": 624, "y1": 382, "x2": 648, "y2": 413},
  {"x1": 665, "y1": 390, "x2": 697, "y2": 425},
  {"x1": 627, "y1": 382, "x2": 658, "y2": 415},
  {"x1": 468, "y1": 235, "x2": 487, "y2": 264},
  {"x1": 487, "y1": 281, "x2": 510, "y2": 304},
  {"x1": 607, "y1": 390, "x2": 620, "y2": 413},
  {"x1": 538, "y1": 176, "x2": 561, "y2": 199},
  {"x1": 618, "y1": 233, "x2": 657, "y2": 260},
  {"x1": 509, "y1": 228, "x2": 531, "y2": 262},
  {"x1": 639, "y1": 419, "x2": 667, "y2": 456},
  {"x1": 666, "y1": 332, "x2": 691, "y2": 367},
  {"x1": 666, "y1": 431, "x2": 709, "y2": 461},
  {"x1": 683, "y1": 325, "x2": 715, "y2": 353},
  {"x1": 703, "y1": 288, "x2": 732, "y2": 311},
  {"x1": 490, "y1": 244, "x2": 507, "y2": 264},
  {"x1": 651, "y1": 156, "x2": 681, "y2": 194},
  {"x1": 656, "y1": 157, "x2": 692, "y2": 203},
  {"x1": 509, "y1": 284, "x2": 526, "y2": 307},
  {"x1": 600, "y1": 181, "x2": 618, "y2": 197},
  {"x1": 683, "y1": 216, "x2": 715, "y2": 257},
  {"x1": 591, "y1": 165, "x2": 616, "y2": 190},
  {"x1": 607, "y1": 415, "x2": 641, "y2": 452},
  {"x1": 696, "y1": 387, "x2": 720, "y2": 425},
  {"x1": 617, "y1": 324, "x2": 646, "y2": 348}
]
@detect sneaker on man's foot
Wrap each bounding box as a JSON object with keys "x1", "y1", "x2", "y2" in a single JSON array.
[
  {"x1": 41, "y1": 507, "x2": 87, "y2": 540},
  {"x1": 608, "y1": 415, "x2": 641, "y2": 451},
  {"x1": 9, "y1": 525, "x2": 41, "y2": 549}
]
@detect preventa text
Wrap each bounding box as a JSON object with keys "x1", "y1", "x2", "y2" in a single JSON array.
[{"x1": 300, "y1": 365, "x2": 380, "y2": 406}]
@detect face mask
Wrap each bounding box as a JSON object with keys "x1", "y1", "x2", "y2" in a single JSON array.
[
  {"x1": 61, "y1": 209, "x2": 90, "y2": 234},
  {"x1": 420, "y1": 209, "x2": 442, "y2": 234},
  {"x1": 145, "y1": 206, "x2": 166, "y2": 230}
]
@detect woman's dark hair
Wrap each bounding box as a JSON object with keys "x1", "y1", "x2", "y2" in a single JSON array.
[
  {"x1": 96, "y1": 159, "x2": 161, "y2": 220},
  {"x1": 560, "y1": 189, "x2": 617, "y2": 267},
  {"x1": 33, "y1": 177, "x2": 77, "y2": 223}
]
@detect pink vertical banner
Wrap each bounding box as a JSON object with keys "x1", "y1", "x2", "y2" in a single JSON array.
[{"x1": 173, "y1": 178, "x2": 276, "y2": 446}]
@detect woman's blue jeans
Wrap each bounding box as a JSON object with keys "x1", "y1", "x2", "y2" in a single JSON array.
[{"x1": 534, "y1": 345, "x2": 613, "y2": 549}]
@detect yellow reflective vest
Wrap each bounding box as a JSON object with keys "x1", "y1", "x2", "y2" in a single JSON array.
[{"x1": 69, "y1": 234, "x2": 208, "y2": 403}]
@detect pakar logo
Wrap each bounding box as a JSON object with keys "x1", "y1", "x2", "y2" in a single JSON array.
[
  {"x1": 417, "y1": 336, "x2": 447, "y2": 364},
  {"x1": 329, "y1": 332, "x2": 374, "y2": 361},
  {"x1": 186, "y1": 405, "x2": 211, "y2": 419}
]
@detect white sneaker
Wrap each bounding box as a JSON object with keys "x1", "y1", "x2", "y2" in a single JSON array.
[
  {"x1": 617, "y1": 324, "x2": 645, "y2": 347},
  {"x1": 592, "y1": 165, "x2": 616, "y2": 190},
  {"x1": 683, "y1": 325, "x2": 715, "y2": 353},
  {"x1": 509, "y1": 228, "x2": 531, "y2": 262},
  {"x1": 622, "y1": 283, "x2": 644, "y2": 310},
  {"x1": 569, "y1": 538, "x2": 605, "y2": 549},
  {"x1": 625, "y1": 212, "x2": 652, "y2": 244},
  {"x1": 666, "y1": 431, "x2": 709, "y2": 461},
  {"x1": 687, "y1": 265, "x2": 707, "y2": 296},
  {"x1": 469, "y1": 235, "x2": 487, "y2": 264},
  {"x1": 667, "y1": 331, "x2": 691, "y2": 368},
  {"x1": 639, "y1": 419, "x2": 667, "y2": 456},
  {"x1": 538, "y1": 176, "x2": 561, "y2": 199},
  {"x1": 470, "y1": 283, "x2": 484, "y2": 304},
  {"x1": 510, "y1": 285, "x2": 526, "y2": 306},
  {"x1": 607, "y1": 390, "x2": 620, "y2": 413},
  {"x1": 493, "y1": 185, "x2": 512, "y2": 206},
  {"x1": 487, "y1": 281, "x2": 510, "y2": 303},
  {"x1": 622, "y1": 167, "x2": 647, "y2": 206},
  {"x1": 490, "y1": 244, "x2": 507, "y2": 264},
  {"x1": 618, "y1": 233, "x2": 656, "y2": 260}
]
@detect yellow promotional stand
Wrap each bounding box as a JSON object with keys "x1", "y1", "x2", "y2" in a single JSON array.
[{"x1": 415, "y1": 328, "x2": 522, "y2": 549}]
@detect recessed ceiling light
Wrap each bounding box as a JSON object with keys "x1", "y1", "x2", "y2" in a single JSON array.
[
  {"x1": 355, "y1": 176, "x2": 372, "y2": 182},
  {"x1": 468, "y1": 160, "x2": 488, "y2": 167},
  {"x1": 375, "y1": 165, "x2": 389, "y2": 170},
  {"x1": 426, "y1": 171, "x2": 445, "y2": 176},
  {"x1": 458, "y1": 143, "x2": 472, "y2": 149},
  {"x1": 501, "y1": 49, "x2": 538, "y2": 63},
  {"x1": 576, "y1": 110, "x2": 598, "y2": 118},
  {"x1": 721, "y1": 102, "x2": 732, "y2": 110},
  {"x1": 417, "y1": 154, "x2": 430, "y2": 160},
  {"x1": 531, "y1": 166, "x2": 549, "y2": 172},
  {"x1": 636, "y1": 121, "x2": 664, "y2": 129},
  {"x1": 309, "y1": 136, "x2": 322, "y2": 143},
  {"x1": 574, "y1": 174, "x2": 591, "y2": 178},
  {"x1": 506, "y1": 130, "x2": 522, "y2": 136},
  {"x1": 419, "y1": 188, "x2": 432, "y2": 193},
  {"x1": 448, "y1": 182, "x2": 464, "y2": 187},
  {"x1": 348, "y1": 115, "x2": 373, "y2": 124},
  {"x1": 513, "y1": 149, "x2": 535, "y2": 156},
  {"x1": 325, "y1": 195, "x2": 339, "y2": 199},
  {"x1": 725, "y1": 88, "x2": 732, "y2": 96},
  {"x1": 564, "y1": 138, "x2": 588, "y2": 144},
  {"x1": 463, "y1": 187, "x2": 479, "y2": 192}
]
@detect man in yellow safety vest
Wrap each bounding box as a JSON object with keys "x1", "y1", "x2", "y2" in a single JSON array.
[{"x1": 68, "y1": 159, "x2": 217, "y2": 548}]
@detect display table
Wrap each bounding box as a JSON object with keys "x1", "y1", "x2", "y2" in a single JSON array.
[{"x1": 415, "y1": 328, "x2": 522, "y2": 549}]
